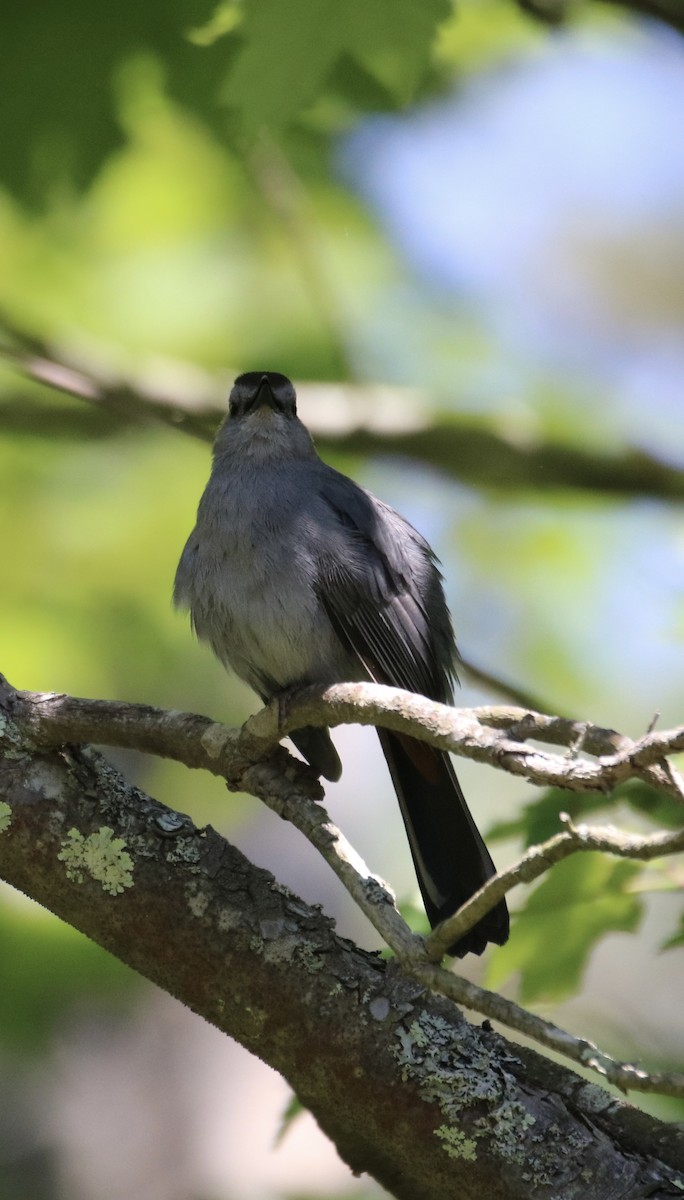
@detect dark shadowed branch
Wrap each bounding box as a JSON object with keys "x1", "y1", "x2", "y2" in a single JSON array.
[
  {"x1": 517, "y1": 0, "x2": 684, "y2": 34},
  {"x1": 3, "y1": 322, "x2": 684, "y2": 500}
]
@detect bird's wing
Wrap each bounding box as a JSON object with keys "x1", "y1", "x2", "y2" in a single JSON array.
[{"x1": 315, "y1": 470, "x2": 455, "y2": 704}]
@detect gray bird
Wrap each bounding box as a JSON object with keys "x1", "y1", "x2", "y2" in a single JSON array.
[{"x1": 174, "y1": 371, "x2": 509, "y2": 956}]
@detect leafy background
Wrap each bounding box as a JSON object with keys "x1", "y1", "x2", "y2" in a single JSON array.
[{"x1": 1, "y1": 1, "x2": 683, "y2": 1197}]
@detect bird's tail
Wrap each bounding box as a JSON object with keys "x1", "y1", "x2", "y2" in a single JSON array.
[{"x1": 377, "y1": 730, "x2": 509, "y2": 957}]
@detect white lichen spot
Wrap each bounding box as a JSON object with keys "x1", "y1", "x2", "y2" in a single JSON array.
[
  {"x1": 394, "y1": 1008, "x2": 541, "y2": 1167},
  {"x1": 58, "y1": 826, "x2": 134, "y2": 895},
  {"x1": 188, "y1": 890, "x2": 209, "y2": 918},
  {"x1": 0, "y1": 713, "x2": 8, "y2": 736},
  {"x1": 293, "y1": 942, "x2": 324, "y2": 973},
  {"x1": 262, "y1": 935, "x2": 300, "y2": 967},
  {"x1": 435, "y1": 1126, "x2": 477, "y2": 1162},
  {"x1": 575, "y1": 1083, "x2": 613, "y2": 1115},
  {"x1": 475, "y1": 1098, "x2": 537, "y2": 1164},
  {"x1": 0, "y1": 801, "x2": 12, "y2": 833}
]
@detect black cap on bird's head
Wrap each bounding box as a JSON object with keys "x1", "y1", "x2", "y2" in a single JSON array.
[{"x1": 229, "y1": 372, "x2": 297, "y2": 419}]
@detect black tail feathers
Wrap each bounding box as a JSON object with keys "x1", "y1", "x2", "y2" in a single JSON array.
[{"x1": 378, "y1": 730, "x2": 509, "y2": 957}]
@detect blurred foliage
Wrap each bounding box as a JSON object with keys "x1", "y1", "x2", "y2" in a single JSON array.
[
  {"x1": 0, "y1": 898, "x2": 140, "y2": 1054},
  {"x1": 220, "y1": 0, "x2": 452, "y2": 131},
  {"x1": 487, "y1": 855, "x2": 644, "y2": 1002},
  {"x1": 275, "y1": 1093, "x2": 306, "y2": 1148},
  {"x1": 486, "y1": 781, "x2": 684, "y2": 995},
  {"x1": 1, "y1": 0, "x2": 224, "y2": 202},
  {"x1": 663, "y1": 916, "x2": 684, "y2": 950},
  {"x1": 489, "y1": 780, "x2": 684, "y2": 847},
  {"x1": 0, "y1": 0, "x2": 683, "y2": 1188},
  {"x1": 0, "y1": 0, "x2": 544, "y2": 203}
]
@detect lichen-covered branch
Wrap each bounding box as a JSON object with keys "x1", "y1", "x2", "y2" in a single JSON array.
[
  {"x1": 1, "y1": 682, "x2": 684, "y2": 1197},
  {"x1": 3, "y1": 676, "x2": 684, "y2": 1102},
  {"x1": 9, "y1": 679, "x2": 684, "y2": 802},
  {"x1": 242, "y1": 682, "x2": 684, "y2": 803},
  {"x1": 413, "y1": 962, "x2": 684, "y2": 1101}
]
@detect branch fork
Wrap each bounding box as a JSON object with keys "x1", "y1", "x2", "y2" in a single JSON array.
[{"x1": 1, "y1": 674, "x2": 683, "y2": 1098}]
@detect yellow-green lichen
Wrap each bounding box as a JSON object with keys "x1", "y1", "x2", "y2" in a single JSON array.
[
  {"x1": 475, "y1": 1098, "x2": 536, "y2": 1163},
  {"x1": 0, "y1": 801, "x2": 12, "y2": 833},
  {"x1": 58, "y1": 826, "x2": 134, "y2": 895},
  {"x1": 395, "y1": 1008, "x2": 542, "y2": 1168},
  {"x1": 435, "y1": 1126, "x2": 478, "y2": 1162}
]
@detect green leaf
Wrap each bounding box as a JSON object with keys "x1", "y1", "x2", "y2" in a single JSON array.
[
  {"x1": 221, "y1": 0, "x2": 450, "y2": 135},
  {"x1": 661, "y1": 913, "x2": 684, "y2": 951},
  {"x1": 487, "y1": 855, "x2": 643, "y2": 1003},
  {"x1": 488, "y1": 780, "x2": 683, "y2": 848},
  {"x1": 0, "y1": 0, "x2": 221, "y2": 202},
  {"x1": 623, "y1": 780, "x2": 684, "y2": 830},
  {"x1": 488, "y1": 787, "x2": 609, "y2": 847},
  {"x1": 275, "y1": 1092, "x2": 305, "y2": 1147}
]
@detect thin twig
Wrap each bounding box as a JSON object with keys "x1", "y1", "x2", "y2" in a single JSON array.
[
  {"x1": 425, "y1": 815, "x2": 684, "y2": 961},
  {"x1": 408, "y1": 962, "x2": 684, "y2": 1099},
  {"x1": 242, "y1": 683, "x2": 684, "y2": 804},
  {"x1": 4, "y1": 677, "x2": 684, "y2": 1098},
  {"x1": 229, "y1": 753, "x2": 422, "y2": 958}
]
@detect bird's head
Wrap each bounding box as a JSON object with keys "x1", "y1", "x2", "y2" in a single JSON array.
[{"x1": 212, "y1": 371, "x2": 313, "y2": 464}]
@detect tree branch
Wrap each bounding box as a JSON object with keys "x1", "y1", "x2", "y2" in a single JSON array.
[
  {"x1": 426, "y1": 814, "x2": 684, "y2": 962},
  {"x1": 242, "y1": 682, "x2": 684, "y2": 803},
  {"x1": 516, "y1": 0, "x2": 684, "y2": 35},
  {"x1": 4, "y1": 676, "x2": 684, "y2": 1101},
  {"x1": 4, "y1": 320, "x2": 684, "y2": 501},
  {"x1": 9, "y1": 677, "x2": 684, "y2": 802},
  {"x1": 2, "y1": 678, "x2": 684, "y2": 1196}
]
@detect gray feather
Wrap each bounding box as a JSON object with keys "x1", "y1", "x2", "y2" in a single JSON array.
[{"x1": 174, "y1": 373, "x2": 509, "y2": 955}]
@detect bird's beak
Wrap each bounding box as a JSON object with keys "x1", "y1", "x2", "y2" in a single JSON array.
[{"x1": 247, "y1": 375, "x2": 278, "y2": 414}]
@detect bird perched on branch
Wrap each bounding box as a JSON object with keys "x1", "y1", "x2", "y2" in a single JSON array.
[{"x1": 174, "y1": 371, "x2": 509, "y2": 956}]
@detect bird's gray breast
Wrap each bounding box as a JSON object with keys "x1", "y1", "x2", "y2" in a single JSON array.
[{"x1": 175, "y1": 465, "x2": 360, "y2": 697}]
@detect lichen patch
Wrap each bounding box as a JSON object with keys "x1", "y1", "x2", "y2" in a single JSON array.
[{"x1": 58, "y1": 826, "x2": 134, "y2": 895}]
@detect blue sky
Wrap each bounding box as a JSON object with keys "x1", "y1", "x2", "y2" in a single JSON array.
[{"x1": 343, "y1": 22, "x2": 684, "y2": 460}]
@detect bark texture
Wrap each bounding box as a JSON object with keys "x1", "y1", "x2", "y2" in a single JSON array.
[{"x1": 1, "y1": 687, "x2": 684, "y2": 1199}]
